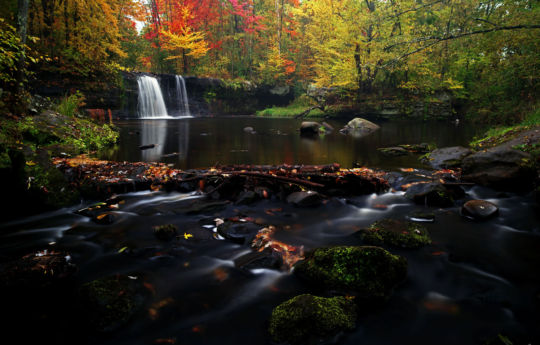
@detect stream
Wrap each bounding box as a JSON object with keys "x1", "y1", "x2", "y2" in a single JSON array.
[{"x1": 1, "y1": 118, "x2": 539, "y2": 345}]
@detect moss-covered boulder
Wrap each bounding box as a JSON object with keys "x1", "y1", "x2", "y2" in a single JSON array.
[
  {"x1": 269, "y1": 294, "x2": 356, "y2": 345},
  {"x1": 79, "y1": 275, "x2": 143, "y2": 332},
  {"x1": 359, "y1": 219, "x2": 431, "y2": 249},
  {"x1": 294, "y1": 246, "x2": 407, "y2": 299}
]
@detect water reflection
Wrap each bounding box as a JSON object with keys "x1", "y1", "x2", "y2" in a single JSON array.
[
  {"x1": 138, "y1": 119, "x2": 190, "y2": 162},
  {"x1": 105, "y1": 118, "x2": 487, "y2": 170}
]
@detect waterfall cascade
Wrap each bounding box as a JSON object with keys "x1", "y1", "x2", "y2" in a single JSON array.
[
  {"x1": 175, "y1": 75, "x2": 191, "y2": 117},
  {"x1": 137, "y1": 75, "x2": 169, "y2": 118}
]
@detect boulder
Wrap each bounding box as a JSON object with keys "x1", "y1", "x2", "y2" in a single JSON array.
[
  {"x1": 462, "y1": 146, "x2": 536, "y2": 191},
  {"x1": 404, "y1": 182, "x2": 463, "y2": 207},
  {"x1": 294, "y1": 246, "x2": 407, "y2": 299},
  {"x1": 286, "y1": 191, "x2": 323, "y2": 207},
  {"x1": 340, "y1": 117, "x2": 380, "y2": 136},
  {"x1": 79, "y1": 275, "x2": 144, "y2": 332},
  {"x1": 423, "y1": 146, "x2": 472, "y2": 169},
  {"x1": 300, "y1": 121, "x2": 322, "y2": 135},
  {"x1": 378, "y1": 147, "x2": 409, "y2": 156},
  {"x1": 268, "y1": 294, "x2": 356, "y2": 345},
  {"x1": 461, "y1": 200, "x2": 499, "y2": 220},
  {"x1": 153, "y1": 224, "x2": 178, "y2": 240},
  {"x1": 218, "y1": 221, "x2": 260, "y2": 244},
  {"x1": 358, "y1": 219, "x2": 431, "y2": 248}
]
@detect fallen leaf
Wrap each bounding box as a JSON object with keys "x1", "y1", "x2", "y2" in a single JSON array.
[{"x1": 183, "y1": 233, "x2": 194, "y2": 240}]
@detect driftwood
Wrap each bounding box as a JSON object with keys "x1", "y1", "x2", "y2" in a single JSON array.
[{"x1": 293, "y1": 105, "x2": 325, "y2": 119}]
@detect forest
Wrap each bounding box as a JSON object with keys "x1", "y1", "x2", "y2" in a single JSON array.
[{"x1": 1, "y1": 2, "x2": 540, "y2": 345}]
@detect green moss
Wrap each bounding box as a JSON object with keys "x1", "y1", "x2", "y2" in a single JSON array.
[
  {"x1": 269, "y1": 294, "x2": 356, "y2": 345},
  {"x1": 79, "y1": 275, "x2": 139, "y2": 332},
  {"x1": 360, "y1": 219, "x2": 431, "y2": 249},
  {"x1": 294, "y1": 246, "x2": 407, "y2": 299}
]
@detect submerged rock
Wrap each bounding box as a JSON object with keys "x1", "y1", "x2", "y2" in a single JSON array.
[
  {"x1": 218, "y1": 221, "x2": 260, "y2": 244},
  {"x1": 287, "y1": 190, "x2": 323, "y2": 207},
  {"x1": 423, "y1": 146, "x2": 472, "y2": 169},
  {"x1": 462, "y1": 146, "x2": 536, "y2": 191},
  {"x1": 243, "y1": 126, "x2": 256, "y2": 134},
  {"x1": 268, "y1": 294, "x2": 356, "y2": 345},
  {"x1": 404, "y1": 182, "x2": 463, "y2": 207},
  {"x1": 461, "y1": 200, "x2": 499, "y2": 220},
  {"x1": 79, "y1": 275, "x2": 144, "y2": 332},
  {"x1": 378, "y1": 146, "x2": 409, "y2": 156},
  {"x1": 358, "y1": 219, "x2": 431, "y2": 249},
  {"x1": 153, "y1": 224, "x2": 178, "y2": 240},
  {"x1": 294, "y1": 246, "x2": 407, "y2": 299},
  {"x1": 398, "y1": 143, "x2": 432, "y2": 153}
]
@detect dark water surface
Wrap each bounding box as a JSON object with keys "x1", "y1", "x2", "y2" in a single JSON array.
[
  {"x1": 100, "y1": 117, "x2": 484, "y2": 170},
  {"x1": 2, "y1": 117, "x2": 540, "y2": 345}
]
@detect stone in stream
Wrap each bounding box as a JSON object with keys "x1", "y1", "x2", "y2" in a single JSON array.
[
  {"x1": 139, "y1": 144, "x2": 156, "y2": 150},
  {"x1": 286, "y1": 190, "x2": 323, "y2": 207},
  {"x1": 243, "y1": 126, "x2": 256, "y2": 134},
  {"x1": 422, "y1": 146, "x2": 472, "y2": 169},
  {"x1": 378, "y1": 146, "x2": 409, "y2": 156},
  {"x1": 461, "y1": 200, "x2": 499, "y2": 220},
  {"x1": 404, "y1": 182, "x2": 464, "y2": 207},
  {"x1": 235, "y1": 190, "x2": 259, "y2": 205},
  {"x1": 339, "y1": 117, "x2": 380, "y2": 136},
  {"x1": 300, "y1": 121, "x2": 322, "y2": 135},
  {"x1": 78, "y1": 275, "x2": 145, "y2": 332},
  {"x1": 398, "y1": 143, "x2": 433, "y2": 153},
  {"x1": 358, "y1": 219, "x2": 431, "y2": 249},
  {"x1": 153, "y1": 223, "x2": 178, "y2": 240},
  {"x1": 217, "y1": 221, "x2": 260, "y2": 244},
  {"x1": 407, "y1": 211, "x2": 436, "y2": 223},
  {"x1": 268, "y1": 294, "x2": 356, "y2": 345},
  {"x1": 0, "y1": 250, "x2": 77, "y2": 290},
  {"x1": 294, "y1": 246, "x2": 407, "y2": 300},
  {"x1": 462, "y1": 146, "x2": 536, "y2": 191},
  {"x1": 234, "y1": 248, "x2": 283, "y2": 270}
]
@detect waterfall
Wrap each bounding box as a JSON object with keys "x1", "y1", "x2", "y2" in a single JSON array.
[
  {"x1": 175, "y1": 75, "x2": 191, "y2": 117},
  {"x1": 137, "y1": 75, "x2": 169, "y2": 118}
]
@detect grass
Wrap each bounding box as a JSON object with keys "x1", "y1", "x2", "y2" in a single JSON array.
[
  {"x1": 469, "y1": 107, "x2": 540, "y2": 149},
  {"x1": 256, "y1": 94, "x2": 325, "y2": 118}
]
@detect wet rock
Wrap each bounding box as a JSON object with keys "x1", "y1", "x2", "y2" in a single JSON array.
[
  {"x1": 153, "y1": 224, "x2": 178, "y2": 240},
  {"x1": 358, "y1": 219, "x2": 431, "y2": 249},
  {"x1": 218, "y1": 221, "x2": 260, "y2": 244},
  {"x1": 287, "y1": 191, "x2": 323, "y2": 207},
  {"x1": 423, "y1": 146, "x2": 472, "y2": 169},
  {"x1": 139, "y1": 144, "x2": 156, "y2": 150},
  {"x1": 404, "y1": 182, "x2": 463, "y2": 207},
  {"x1": 234, "y1": 248, "x2": 282, "y2": 270},
  {"x1": 235, "y1": 190, "x2": 259, "y2": 205},
  {"x1": 243, "y1": 126, "x2": 256, "y2": 134},
  {"x1": 300, "y1": 121, "x2": 322, "y2": 135},
  {"x1": 294, "y1": 246, "x2": 407, "y2": 299},
  {"x1": 340, "y1": 117, "x2": 380, "y2": 136},
  {"x1": 268, "y1": 294, "x2": 356, "y2": 345},
  {"x1": 462, "y1": 146, "x2": 536, "y2": 191},
  {"x1": 398, "y1": 143, "x2": 432, "y2": 153},
  {"x1": 79, "y1": 275, "x2": 144, "y2": 332},
  {"x1": 461, "y1": 200, "x2": 499, "y2": 220},
  {"x1": 321, "y1": 121, "x2": 334, "y2": 131},
  {"x1": 378, "y1": 146, "x2": 409, "y2": 156},
  {"x1": 92, "y1": 211, "x2": 119, "y2": 225},
  {"x1": 0, "y1": 250, "x2": 77, "y2": 290}
]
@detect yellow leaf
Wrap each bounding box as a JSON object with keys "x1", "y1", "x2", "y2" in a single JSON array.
[
  {"x1": 183, "y1": 233, "x2": 193, "y2": 240},
  {"x1": 118, "y1": 246, "x2": 128, "y2": 253}
]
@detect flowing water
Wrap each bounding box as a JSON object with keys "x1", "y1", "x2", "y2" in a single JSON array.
[
  {"x1": 2, "y1": 117, "x2": 540, "y2": 345},
  {"x1": 137, "y1": 76, "x2": 170, "y2": 118},
  {"x1": 175, "y1": 75, "x2": 191, "y2": 117}
]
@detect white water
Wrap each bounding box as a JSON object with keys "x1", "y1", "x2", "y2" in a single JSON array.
[
  {"x1": 137, "y1": 75, "x2": 169, "y2": 118},
  {"x1": 175, "y1": 75, "x2": 191, "y2": 117}
]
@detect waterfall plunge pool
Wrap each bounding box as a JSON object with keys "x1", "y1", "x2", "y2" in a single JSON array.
[{"x1": 99, "y1": 117, "x2": 487, "y2": 170}]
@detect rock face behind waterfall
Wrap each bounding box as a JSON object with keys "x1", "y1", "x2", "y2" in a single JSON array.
[{"x1": 119, "y1": 72, "x2": 295, "y2": 117}]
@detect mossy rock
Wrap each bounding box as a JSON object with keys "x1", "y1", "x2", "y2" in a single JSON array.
[
  {"x1": 359, "y1": 219, "x2": 431, "y2": 249},
  {"x1": 269, "y1": 294, "x2": 356, "y2": 345},
  {"x1": 153, "y1": 223, "x2": 178, "y2": 240},
  {"x1": 79, "y1": 275, "x2": 143, "y2": 332},
  {"x1": 294, "y1": 246, "x2": 407, "y2": 300}
]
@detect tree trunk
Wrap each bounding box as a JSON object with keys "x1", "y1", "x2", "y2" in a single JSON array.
[{"x1": 16, "y1": 0, "x2": 30, "y2": 94}]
